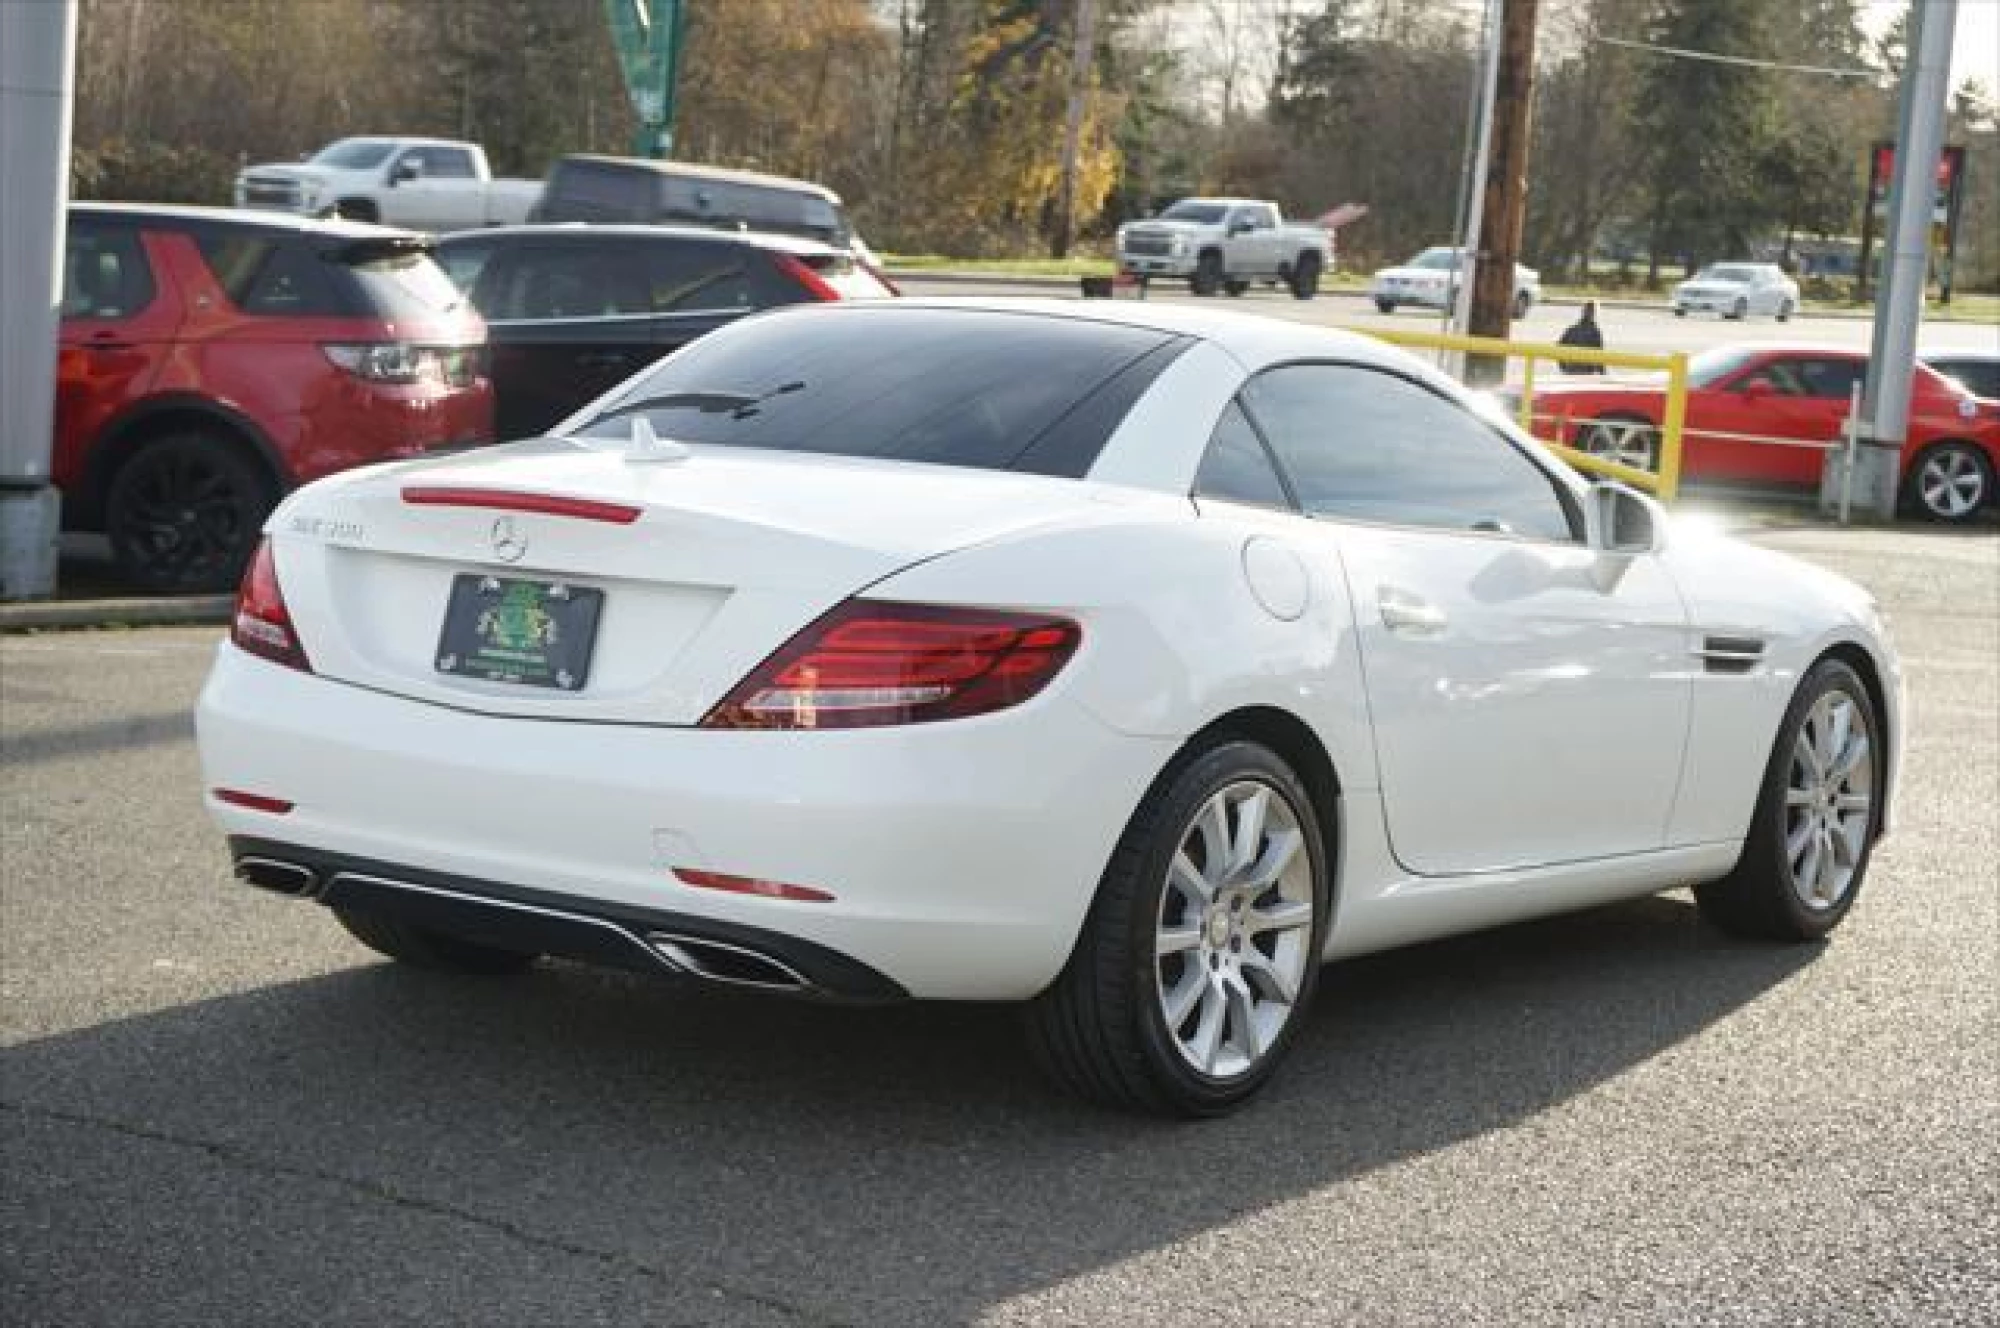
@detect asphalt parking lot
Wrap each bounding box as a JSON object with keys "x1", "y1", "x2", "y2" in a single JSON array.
[{"x1": 2, "y1": 517, "x2": 1995, "y2": 1326}]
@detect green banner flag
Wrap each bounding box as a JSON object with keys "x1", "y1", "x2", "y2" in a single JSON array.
[{"x1": 604, "y1": 0, "x2": 685, "y2": 158}]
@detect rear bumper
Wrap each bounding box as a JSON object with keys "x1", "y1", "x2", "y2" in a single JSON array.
[{"x1": 197, "y1": 645, "x2": 1178, "y2": 1000}]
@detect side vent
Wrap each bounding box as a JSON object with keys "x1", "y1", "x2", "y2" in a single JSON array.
[{"x1": 1695, "y1": 635, "x2": 1766, "y2": 675}]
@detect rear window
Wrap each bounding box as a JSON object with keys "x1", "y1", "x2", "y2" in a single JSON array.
[
  {"x1": 573, "y1": 307, "x2": 1186, "y2": 476},
  {"x1": 337, "y1": 248, "x2": 466, "y2": 321}
]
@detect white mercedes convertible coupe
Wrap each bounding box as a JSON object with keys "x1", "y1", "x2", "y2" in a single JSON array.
[{"x1": 198, "y1": 300, "x2": 1901, "y2": 1116}]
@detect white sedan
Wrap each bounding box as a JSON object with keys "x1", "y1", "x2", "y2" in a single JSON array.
[
  {"x1": 1370, "y1": 246, "x2": 1540, "y2": 319},
  {"x1": 1672, "y1": 262, "x2": 1800, "y2": 320},
  {"x1": 198, "y1": 300, "x2": 1902, "y2": 1116}
]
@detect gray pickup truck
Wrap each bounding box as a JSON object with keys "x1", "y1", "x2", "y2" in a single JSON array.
[{"x1": 1116, "y1": 198, "x2": 1333, "y2": 300}]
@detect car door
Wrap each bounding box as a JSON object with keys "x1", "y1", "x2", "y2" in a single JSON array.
[
  {"x1": 1241, "y1": 362, "x2": 1692, "y2": 874},
  {"x1": 470, "y1": 239, "x2": 657, "y2": 438},
  {"x1": 412, "y1": 146, "x2": 482, "y2": 231},
  {"x1": 1696, "y1": 355, "x2": 1855, "y2": 487},
  {"x1": 54, "y1": 220, "x2": 180, "y2": 495}
]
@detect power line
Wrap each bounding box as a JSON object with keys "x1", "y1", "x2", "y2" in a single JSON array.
[{"x1": 1595, "y1": 34, "x2": 1879, "y2": 80}]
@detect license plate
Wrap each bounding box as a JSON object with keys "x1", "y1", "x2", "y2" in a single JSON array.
[{"x1": 434, "y1": 574, "x2": 604, "y2": 690}]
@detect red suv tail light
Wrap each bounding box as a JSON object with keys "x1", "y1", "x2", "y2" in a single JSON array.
[
  {"x1": 702, "y1": 601, "x2": 1081, "y2": 730},
  {"x1": 231, "y1": 538, "x2": 312, "y2": 672},
  {"x1": 773, "y1": 253, "x2": 842, "y2": 302}
]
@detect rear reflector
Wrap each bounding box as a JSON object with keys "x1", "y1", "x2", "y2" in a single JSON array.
[
  {"x1": 673, "y1": 868, "x2": 835, "y2": 904},
  {"x1": 213, "y1": 788, "x2": 295, "y2": 814},
  {"x1": 231, "y1": 538, "x2": 312, "y2": 672},
  {"x1": 702, "y1": 600, "x2": 1081, "y2": 730},
  {"x1": 401, "y1": 487, "x2": 642, "y2": 524}
]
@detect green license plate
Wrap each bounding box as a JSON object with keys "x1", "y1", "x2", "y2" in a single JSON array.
[{"x1": 434, "y1": 574, "x2": 604, "y2": 690}]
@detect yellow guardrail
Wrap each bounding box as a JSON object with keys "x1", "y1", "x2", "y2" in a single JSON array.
[{"x1": 1347, "y1": 325, "x2": 1691, "y2": 501}]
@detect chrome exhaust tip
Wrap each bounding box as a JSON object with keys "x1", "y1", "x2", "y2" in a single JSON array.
[
  {"x1": 234, "y1": 856, "x2": 319, "y2": 898},
  {"x1": 643, "y1": 932, "x2": 813, "y2": 993}
]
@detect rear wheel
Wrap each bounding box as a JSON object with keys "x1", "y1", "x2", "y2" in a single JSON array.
[
  {"x1": 1904, "y1": 441, "x2": 1992, "y2": 523},
  {"x1": 1512, "y1": 290, "x2": 1532, "y2": 320},
  {"x1": 1026, "y1": 740, "x2": 1328, "y2": 1116},
  {"x1": 1190, "y1": 252, "x2": 1224, "y2": 297},
  {"x1": 333, "y1": 905, "x2": 539, "y2": 975},
  {"x1": 1695, "y1": 659, "x2": 1881, "y2": 941},
  {"x1": 1777, "y1": 298, "x2": 1796, "y2": 322},
  {"x1": 1223, "y1": 279, "x2": 1249, "y2": 297},
  {"x1": 1578, "y1": 414, "x2": 1660, "y2": 473},
  {"x1": 1289, "y1": 253, "x2": 1322, "y2": 301},
  {"x1": 1727, "y1": 296, "x2": 1748, "y2": 321},
  {"x1": 105, "y1": 432, "x2": 274, "y2": 593},
  {"x1": 1374, "y1": 297, "x2": 1397, "y2": 314}
]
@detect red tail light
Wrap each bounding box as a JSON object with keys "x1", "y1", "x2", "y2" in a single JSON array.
[
  {"x1": 773, "y1": 253, "x2": 842, "y2": 302},
  {"x1": 702, "y1": 601, "x2": 1081, "y2": 730},
  {"x1": 231, "y1": 538, "x2": 311, "y2": 672}
]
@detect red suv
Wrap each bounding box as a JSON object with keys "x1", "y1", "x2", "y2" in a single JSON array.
[{"x1": 57, "y1": 204, "x2": 494, "y2": 591}]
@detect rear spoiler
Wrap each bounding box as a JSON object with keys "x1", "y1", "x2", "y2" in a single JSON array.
[{"x1": 320, "y1": 234, "x2": 434, "y2": 265}]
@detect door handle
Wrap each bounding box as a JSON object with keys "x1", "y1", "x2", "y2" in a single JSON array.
[{"x1": 1378, "y1": 586, "x2": 1448, "y2": 636}]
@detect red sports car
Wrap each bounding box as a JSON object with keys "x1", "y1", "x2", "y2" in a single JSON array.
[{"x1": 1529, "y1": 344, "x2": 1999, "y2": 523}]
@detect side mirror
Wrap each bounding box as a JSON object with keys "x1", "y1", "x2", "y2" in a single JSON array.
[
  {"x1": 391, "y1": 160, "x2": 422, "y2": 185},
  {"x1": 1585, "y1": 480, "x2": 1667, "y2": 563},
  {"x1": 1227, "y1": 220, "x2": 1252, "y2": 236}
]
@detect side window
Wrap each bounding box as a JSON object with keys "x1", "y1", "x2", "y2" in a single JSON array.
[
  {"x1": 548, "y1": 164, "x2": 648, "y2": 222},
  {"x1": 649, "y1": 241, "x2": 754, "y2": 312},
  {"x1": 1242, "y1": 363, "x2": 1578, "y2": 542},
  {"x1": 61, "y1": 225, "x2": 155, "y2": 319},
  {"x1": 1252, "y1": 206, "x2": 1279, "y2": 230},
  {"x1": 195, "y1": 235, "x2": 345, "y2": 315},
  {"x1": 485, "y1": 246, "x2": 652, "y2": 320},
  {"x1": 1795, "y1": 358, "x2": 1866, "y2": 401},
  {"x1": 428, "y1": 148, "x2": 477, "y2": 180},
  {"x1": 1194, "y1": 402, "x2": 1293, "y2": 510},
  {"x1": 435, "y1": 242, "x2": 497, "y2": 295}
]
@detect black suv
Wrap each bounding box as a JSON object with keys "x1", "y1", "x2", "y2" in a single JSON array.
[
  {"x1": 531, "y1": 156, "x2": 862, "y2": 252},
  {"x1": 434, "y1": 225, "x2": 894, "y2": 438}
]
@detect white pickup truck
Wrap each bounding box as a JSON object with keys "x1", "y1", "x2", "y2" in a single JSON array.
[
  {"x1": 234, "y1": 137, "x2": 542, "y2": 233},
  {"x1": 1116, "y1": 198, "x2": 1334, "y2": 299}
]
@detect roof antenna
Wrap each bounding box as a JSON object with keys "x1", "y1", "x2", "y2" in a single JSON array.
[{"x1": 627, "y1": 414, "x2": 691, "y2": 464}]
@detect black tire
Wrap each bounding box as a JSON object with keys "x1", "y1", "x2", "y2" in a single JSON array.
[
  {"x1": 1223, "y1": 279, "x2": 1250, "y2": 297},
  {"x1": 333, "y1": 198, "x2": 378, "y2": 223},
  {"x1": 1777, "y1": 298, "x2": 1795, "y2": 323},
  {"x1": 1374, "y1": 297, "x2": 1397, "y2": 314},
  {"x1": 1290, "y1": 253, "x2": 1322, "y2": 300},
  {"x1": 1025, "y1": 740, "x2": 1330, "y2": 1117},
  {"x1": 1694, "y1": 658, "x2": 1882, "y2": 942},
  {"x1": 1190, "y1": 252, "x2": 1224, "y2": 297},
  {"x1": 105, "y1": 432, "x2": 275, "y2": 594},
  {"x1": 1673, "y1": 307, "x2": 1687, "y2": 318},
  {"x1": 1512, "y1": 290, "x2": 1531, "y2": 320},
  {"x1": 1727, "y1": 296, "x2": 1748, "y2": 321},
  {"x1": 332, "y1": 905, "x2": 539, "y2": 975},
  {"x1": 1902, "y1": 440, "x2": 1994, "y2": 524},
  {"x1": 1578, "y1": 413, "x2": 1661, "y2": 472}
]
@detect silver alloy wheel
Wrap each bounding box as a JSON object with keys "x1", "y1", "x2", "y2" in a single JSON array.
[
  {"x1": 1154, "y1": 780, "x2": 1315, "y2": 1079},
  {"x1": 1916, "y1": 447, "x2": 1987, "y2": 520},
  {"x1": 1784, "y1": 689, "x2": 1874, "y2": 912},
  {"x1": 1583, "y1": 420, "x2": 1657, "y2": 472}
]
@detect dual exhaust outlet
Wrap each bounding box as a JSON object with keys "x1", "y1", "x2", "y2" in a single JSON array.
[{"x1": 232, "y1": 856, "x2": 816, "y2": 994}]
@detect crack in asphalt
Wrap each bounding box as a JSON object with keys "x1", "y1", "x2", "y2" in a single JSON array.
[{"x1": 0, "y1": 1098, "x2": 858, "y2": 1328}]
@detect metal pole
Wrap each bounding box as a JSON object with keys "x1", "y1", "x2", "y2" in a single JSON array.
[
  {"x1": 1053, "y1": 0, "x2": 1098, "y2": 259},
  {"x1": 1449, "y1": 0, "x2": 1503, "y2": 363},
  {"x1": 1853, "y1": 0, "x2": 1958, "y2": 521},
  {"x1": 0, "y1": 0, "x2": 78, "y2": 600}
]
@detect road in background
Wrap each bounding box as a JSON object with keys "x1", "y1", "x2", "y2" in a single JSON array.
[
  {"x1": 3, "y1": 521, "x2": 1995, "y2": 1326},
  {"x1": 896, "y1": 275, "x2": 2000, "y2": 359}
]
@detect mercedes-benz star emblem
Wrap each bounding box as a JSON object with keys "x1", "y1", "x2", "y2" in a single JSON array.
[{"x1": 490, "y1": 515, "x2": 528, "y2": 563}]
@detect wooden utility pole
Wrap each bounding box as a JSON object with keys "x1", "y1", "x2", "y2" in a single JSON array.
[
  {"x1": 1467, "y1": 0, "x2": 1538, "y2": 383},
  {"x1": 1053, "y1": 0, "x2": 1099, "y2": 258}
]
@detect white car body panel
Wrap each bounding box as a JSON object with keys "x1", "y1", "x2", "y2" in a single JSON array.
[{"x1": 197, "y1": 298, "x2": 1902, "y2": 1003}]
